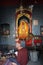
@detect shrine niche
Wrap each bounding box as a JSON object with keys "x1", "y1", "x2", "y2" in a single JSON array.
[{"x1": 16, "y1": 6, "x2": 32, "y2": 39}]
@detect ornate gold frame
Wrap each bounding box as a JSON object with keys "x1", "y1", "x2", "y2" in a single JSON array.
[{"x1": 15, "y1": 6, "x2": 32, "y2": 38}]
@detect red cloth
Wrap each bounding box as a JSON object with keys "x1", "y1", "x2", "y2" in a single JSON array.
[
  {"x1": 25, "y1": 39, "x2": 32, "y2": 46},
  {"x1": 17, "y1": 48, "x2": 28, "y2": 65},
  {"x1": 34, "y1": 39, "x2": 42, "y2": 45}
]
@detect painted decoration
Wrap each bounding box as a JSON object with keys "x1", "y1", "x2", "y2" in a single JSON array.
[{"x1": 0, "y1": 23, "x2": 10, "y2": 35}]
